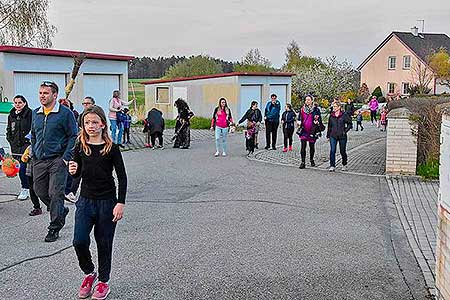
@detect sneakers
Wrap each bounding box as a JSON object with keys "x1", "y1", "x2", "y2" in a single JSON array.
[
  {"x1": 214, "y1": 151, "x2": 219, "y2": 157},
  {"x1": 17, "y1": 188, "x2": 29, "y2": 200},
  {"x1": 282, "y1": 147, "x2": 288, "y2": 153},
  {"x1": 341, "y1": 165, "x2": 348, "y2": 171},
  {"x1": 288, "y1": 145, "x2": 293, "y2": 151},
  {"x1": 222, "y1": 152, "x2": 227, "y2": 157},
  {"x1": 144, "y1": 143, "x2": 153, "y2": 148},
  {"x1": 92, "y1": 282, "x2": 110, "y2": 300},
  {"x1": 44, "y1": 229, "x2": 59, "y2": 242},
  {"x1": 65, "y1": 192, "x2": 77, "y2": 203},
  {"x1": 271, "y1": 147, "x2": 276, "y2": 150},
  {"x1": 79, "y1": 272, "x2": 97, "y2": 299},
  {"x1": 299, "y1": 162, "x2": 306, "y2": 169},
  {"x1": 157, "y1": 145, "x2": 164, "y2": 149},
  {"x1": 118, "y1": 144, "x2": 125, "y2": 148},
  {"x1": 152, "y1": 146, "x2": 157, "y2": 150},
  {"x1": 328, "y1": 166, "x2": 335, "y2": 172},
  {"x1": 310, "y1": 160, "x2": 316, "y2": 167},
  {"x1": 264, "y1": 146, "x2": 270, "y2": 150},
  {"x1": 29, "y1": 208, "x2": 42, "y2": 216}
]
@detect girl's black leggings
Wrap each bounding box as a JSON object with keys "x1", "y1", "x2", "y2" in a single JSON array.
[
  {"x1": 300, "y1": 139, "x2": 316, "y2": 162},
  {"x1": 283, "y1": 127, "x2": 294, "y2": 148}
]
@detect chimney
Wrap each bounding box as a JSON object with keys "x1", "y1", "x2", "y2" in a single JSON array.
[{"x1": 411, "y1": 26, "x2": 419, "y2": 37}]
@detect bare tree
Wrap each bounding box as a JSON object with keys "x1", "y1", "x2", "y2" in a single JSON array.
[
  {"x1": 0, "y1": 0, "x2": 57, "y2": 48},
  {"x1": 410, "y1": 58, "x2": 434, "y2": 95}
]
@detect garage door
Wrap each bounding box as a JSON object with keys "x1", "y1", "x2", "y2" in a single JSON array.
[
  {"x1": 83, "y1": 74, "x2": 120, "y2": 118},
  {"x1": 14, "y1": 72, "x2": 67, "y2": 110},
  {"x1": 240, "y1": 85, "x2": 262, "y2": 121},
  {"x1": 269, "y1": 84, "x2": 287, "y2": 112}
]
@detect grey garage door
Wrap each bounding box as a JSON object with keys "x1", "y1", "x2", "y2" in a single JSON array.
[
  {"x1": 83, "y1": 74, "x2": 120, "y2": 118},
  {"x1": 240, "y1": 85, "x2": 262, "y2": 120},
  {"x1": 14, "y1": 72, "x2": 67, "y2": 109}
]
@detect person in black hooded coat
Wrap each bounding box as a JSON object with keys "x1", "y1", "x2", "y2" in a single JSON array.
[
  {"x1": 146, "y1": 108, "x2": 165, "y2": 149},
  {"x1": 6, "y1": 95, "x2": 33, "y2": 200}
]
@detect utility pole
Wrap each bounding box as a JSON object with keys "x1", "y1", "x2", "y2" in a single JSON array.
[{"x1": 417, "y1": 19, "x2": 425, "y2": 33}]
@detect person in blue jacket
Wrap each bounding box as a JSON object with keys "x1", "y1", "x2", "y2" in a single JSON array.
[
  {"x1": 31, "y1": 81, "x2": 78, "y2": 242},
  {"x1": 264, "y1": 94, "x2": 281, "y2": 150}
]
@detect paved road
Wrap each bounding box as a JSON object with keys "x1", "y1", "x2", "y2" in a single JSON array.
[{"x1": 0, "y1": 133, "x2": 430, "y2": 299}]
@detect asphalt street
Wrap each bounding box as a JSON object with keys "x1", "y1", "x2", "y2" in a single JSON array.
[{"x1": 0, "y1": 132, "x2": 429, "y2": 299}]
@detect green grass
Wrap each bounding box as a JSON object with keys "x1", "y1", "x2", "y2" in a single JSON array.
[
  {"x1": 417, "y1": 159, "x2": 439, "y2": 179},
  {"x1": 129, "y1": 90, "x2": 145, "y2": 107},
  {"x1": 132, "y1": 117, "x2": 211, "y2": 130}
]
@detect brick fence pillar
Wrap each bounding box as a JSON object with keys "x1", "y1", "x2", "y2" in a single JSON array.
[
  {"x1": 436, "y1": 108, "x2": 450, "y2": 300},
  {"x1": 385, "y1": 107, "x2": 418, "y2": 175}
]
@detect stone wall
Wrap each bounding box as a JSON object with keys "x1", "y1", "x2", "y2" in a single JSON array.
[
  {"x1": 436, "y1": 109, "x2": 450, "y2": 300},
  {"x1": 386, "y1": 107, "x2": 418, "y2": 175}
]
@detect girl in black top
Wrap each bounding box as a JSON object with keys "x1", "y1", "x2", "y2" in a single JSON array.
[
  {"x1": 69, "y1": 106, "x2": 127, "y2": 300},
  {"x1": 281, "y1": 104, "x2": 297, "y2": 152}
]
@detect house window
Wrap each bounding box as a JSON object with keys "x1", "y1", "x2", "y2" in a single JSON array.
[
  {"x1": 403, "y1": 55, "x2": 411, "y2": 69},
  {"x1": 402, "y1": 82, "x2": 410, "y2": 95},
  {"x1": 156, "y1": 87, "x2": 169, "y2": 104},
  {"x1": 388, "y1": 56, "x2": 396, "y2": 69},
  {"x1": 388, "y1": 82, "x2": 396, "y2": 94}
]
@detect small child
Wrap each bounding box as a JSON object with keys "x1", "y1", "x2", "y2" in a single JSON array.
[
  {"x1": 69, "y1": 106, "x2": 127, "y2": 300},
  {"x1": 356, "y1": 110, "x2": 364, "y2": 131},
  {"x1": 122, "y1": 108, "x2": 132, "y2": 144},
  {"x1": 380, "y1": 107, "x2": 388, "y2": 132},
  {"x1": 245, "y1": 121, "x2": 256, "y2": 155}
]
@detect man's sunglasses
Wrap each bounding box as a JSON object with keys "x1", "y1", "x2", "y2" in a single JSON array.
[{"x1": 41, "y1": 81, "x2": 59, "y2": 92}]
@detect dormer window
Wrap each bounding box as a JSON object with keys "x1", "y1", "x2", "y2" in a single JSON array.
[{"x1": 388, "y1": 56, "x2": 396, "y2": 70}]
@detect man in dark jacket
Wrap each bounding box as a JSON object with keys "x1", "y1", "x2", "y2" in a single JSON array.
[
  {"x1": 6, "y1": 95, "x2": 32, "y2": 200},
  {"x1": 31, "y1": 81, "x2": 78, "y2": 242},
  {"x1": 264, "y1": 94, "x2": 281, "y2": 150}
]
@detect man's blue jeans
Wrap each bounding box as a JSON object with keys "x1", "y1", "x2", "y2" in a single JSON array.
[{"x1": 329, "y1": 136, "x2": 348, "y2": 167}]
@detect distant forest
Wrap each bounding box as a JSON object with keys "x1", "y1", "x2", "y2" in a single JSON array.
[{"x1": 128, "y1": 56, "x2": 235, "y2": 79}]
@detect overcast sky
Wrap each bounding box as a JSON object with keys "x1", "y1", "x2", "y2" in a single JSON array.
[{"x1": 48, "y1": 0, "x2": 450, "y2": 68}]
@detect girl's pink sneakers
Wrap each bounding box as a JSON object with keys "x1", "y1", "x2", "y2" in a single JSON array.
[
  {"x1": 91, "y1": 282, "x2": 110, "y2": 300},
  {"x1": 78, "y1": 272, "x2": 97, "y2": 299},
  {"x1": 282, "y1": 147, "x2": 288, "y2": 152}
]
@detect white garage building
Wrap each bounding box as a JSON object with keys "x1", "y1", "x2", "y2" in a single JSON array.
[
  {"x1": 143, "y1": 72, "x2": 294, "y2": 120},
  {"x1": 0, "y1": 45, "x2": 133, "y2": 152},
  {"x1": 0, "y1": 45, "x2": 133, "y2": 112}
]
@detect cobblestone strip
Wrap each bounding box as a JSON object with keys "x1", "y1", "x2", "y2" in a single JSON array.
[
  {"x1": 387, "y1": 176, "x2": 439, "y2": 297},
  {"x1": 251, "y1": 123, "x2": 387, "y2": 176}
]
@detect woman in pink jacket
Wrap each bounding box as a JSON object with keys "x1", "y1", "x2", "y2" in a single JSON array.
[
  {"x1": 108, "y1": 90, "x2": 133, "y2": 146},
  {"x1": 210, "y1": 98, "x2": 234, "y2": 157},
  {"x1": 368, "y1": 96, "x2": 379, "y2": 125}
]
